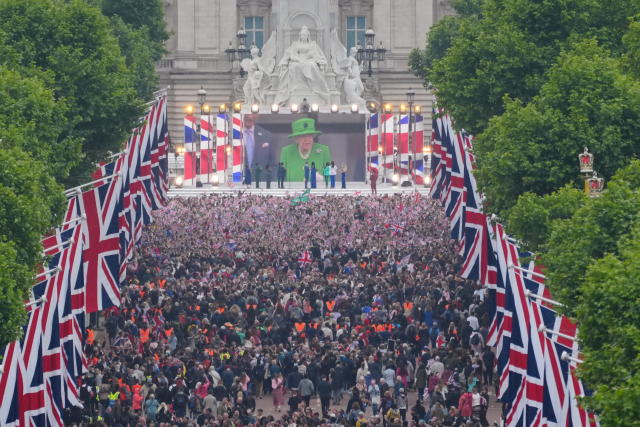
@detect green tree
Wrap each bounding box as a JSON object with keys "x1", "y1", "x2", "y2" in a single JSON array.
[
  {"x1": 0, "y1": 0, "x2": 142, "y2": 184},
  {"x1": 109, "y1": 15, "x2": 164, "y2": 98},
  {"x1": 409, "y1": 0, "x2": 483, "y2": 93},
  {"x1": 415, "y1": 0, "x2": 640, "y2": 134},
  {"x1": 543, "y1": 160, "x2": 640, "y2": 310},
  {"x1": 99, "y1": 0, "x2": 168, "y2": 99},
  {"x1": 0, "y1": 66, "x2": 81, "y2": 180},
  {"x1": 100, "y1": 0, "x2": 168, "y2": 45},
  {"x1": 622, "y1": 15, "x2": 640, "y2": 78},
  {"x1": 474, "y1": 40, "x2": 640, "y2": 214},
  {"x1": 576, "y1": 221, "x2": 640, "y2": 426},
  {"x1": 0, "y1": 146, "x2": 65, "y2": 344},
  {"x1": 506, "y1": 185, "x2": 585, "y2": 252}
]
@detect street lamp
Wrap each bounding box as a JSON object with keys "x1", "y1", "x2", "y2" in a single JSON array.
[
  {"x1": 225, "y1": 28, "x2": 251, "y2": 77},
  {"x1": 578, "y1": 147, "x2": 604, "y2": 197},
  {"x1": 356, "y1": 28, "x2": 387, "y2": 77},
  {"x1": 187, "y1": 86, "x2": 209, "y2": 186},
  {"x1": 405, "y1": 88, "x2": 416, "y2": 185},
  {"x1": 578, "y1": 147, "x2": 594, "y2": 194},
  {"x1": 587, "y1": 172, "x2": 604, "y2": 197}
]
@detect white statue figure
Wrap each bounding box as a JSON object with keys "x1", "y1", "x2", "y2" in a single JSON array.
[
  {"x1": 274, "y1": 26, "x2": 330, "y2": 106},
  {"x1": 329, "y1": 28, "x2": 365, "y2": 106},
  {"x1": 240, "y1": 33, "x2": 277, "y2": 105}
]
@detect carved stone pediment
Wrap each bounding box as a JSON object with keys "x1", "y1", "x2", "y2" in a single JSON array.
[
  {"x1": 338, "y1": 0, "x2": 373, "y2": 9},
  {"x1": 237, "y1": 0, "x2": 272, "y2": 7}
]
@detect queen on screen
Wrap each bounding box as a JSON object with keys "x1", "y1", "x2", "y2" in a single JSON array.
[{"x1": 280, "y1": 118, "x2": 331, "y2": 181}]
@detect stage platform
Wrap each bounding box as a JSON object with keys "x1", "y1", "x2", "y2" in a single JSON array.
[{"x1": 168, "y1": 182, "x2": 430, "y2": 198}]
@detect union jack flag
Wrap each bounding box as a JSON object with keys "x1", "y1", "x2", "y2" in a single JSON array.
[
  {"x1": 385, "y1": 223, "x2": 405, "y2": 234},
  {"x1": 199, "y1": 114, "x2": 214, "y2": 183},
  {"x1": 367, "y1": 113, "x2": 379, "y2": 166},
  {"x1": 150, "y1": 98, "x2": 169, "y2": 206},
  {"x1": 429, "y1": 108, "x2": 444, "y2": 200},
  {"x1": 298, "y1": 251, "x2": 313, "y2": 266},
  {"x1": 184, "y1": 114, "x2": 198, "y2": 185},
  {"x1": 79, "y1": 180, "x2": 122, "y2": 313},
  {"x1": 216, "y1": 113, "x2": 228, "y2": 182},
  {"x1": 232, "y1": 114, "x2": 243, "y2": 182},
  {"x1": 445, "y1": 132, "x2": 466, "y2": 241}
]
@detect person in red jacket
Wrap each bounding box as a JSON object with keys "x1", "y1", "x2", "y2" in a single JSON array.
[
  {"x1": 458, "y1": 390, "x2": 473, "y2": 419},
  {"x1": 370, "y1": 164, "x2": 379, "y2": 195}
]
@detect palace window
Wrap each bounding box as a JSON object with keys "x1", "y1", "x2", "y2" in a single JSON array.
[
  {"x1": 244, "y1": 16, "x2": 264, "y2": 49},
  {"x1": 346, "y1": 16, "x2": 366, "y2": 51}
]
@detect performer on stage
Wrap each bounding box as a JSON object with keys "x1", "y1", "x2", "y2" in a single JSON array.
[
  {"x1": 280, "y1": 118, "x2": 331, "y2": 181},
  {"x1": 243, "y1": 114, "x2": 273, "y2": 170}
]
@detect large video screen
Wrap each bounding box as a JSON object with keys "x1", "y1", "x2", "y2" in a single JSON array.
[{"x1": 242, "y1": 113, "x2": 366, "y2": 181}]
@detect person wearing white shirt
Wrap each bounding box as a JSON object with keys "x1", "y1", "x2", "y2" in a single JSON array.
[
  {"x1": 329, "y1": 161, "x2": 338, "y2": 188},
  {"x1": 467, "y1": 313, "x2": 479, "y2": 331}
]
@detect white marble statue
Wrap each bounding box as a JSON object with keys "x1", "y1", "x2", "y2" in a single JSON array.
[
  {"x1": 274, "y1": 26, "x2": 330, "y2": 106},
  {"x1": 329, "y1": 28, "x2": 365, "y2": 106},
  {"x1": 240, "y1": 33, "x2": 277, "y2": 105}
]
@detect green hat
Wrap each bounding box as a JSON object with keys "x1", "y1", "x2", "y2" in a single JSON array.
[{"x1": 288, "y1": 118, "x2": 322, "y2": 138}]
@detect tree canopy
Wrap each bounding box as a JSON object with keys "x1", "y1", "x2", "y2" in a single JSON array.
[
  {"x1": 576, "y1": 219, "x2": 640, "y2": 425},
  {"x1": 412, "y1": 1, "x2": 640, "y2": 423},
  {"x1": 0, "y1": 0, "x2": 167, "y2": 346}
]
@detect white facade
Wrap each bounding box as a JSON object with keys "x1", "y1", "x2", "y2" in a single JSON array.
[{"x1": 159, "y1": 0, "x2": 453, "y2": 143}]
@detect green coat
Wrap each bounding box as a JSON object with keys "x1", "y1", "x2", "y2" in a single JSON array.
[{"x1": 279, "y1": 143, "x2": 331, "y2": 181}]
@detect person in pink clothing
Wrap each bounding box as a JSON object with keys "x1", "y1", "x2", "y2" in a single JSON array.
[
  {"x1": 458, "y1": 390, "x2": 473, "y2": 419},
  {"x1": 272, "y1": 372, "x2": 285, "y2": 412}
]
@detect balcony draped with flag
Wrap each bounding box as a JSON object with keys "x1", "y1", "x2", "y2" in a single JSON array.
[
  {"x1": 428, "y1": 104, "x2": 598, "y2": 427},
  {"x1": 0, "y1": 96, "x2": 169, "y2": 427}
]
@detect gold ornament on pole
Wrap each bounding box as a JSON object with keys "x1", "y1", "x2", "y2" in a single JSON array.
[
  {"x1": 587, "y1": 172, "x2": 604, "y2": 197},
  {"x1": 578, "y1": 147, "x2": 594, "y2": 194}
]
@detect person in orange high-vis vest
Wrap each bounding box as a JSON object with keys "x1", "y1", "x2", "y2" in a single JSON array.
[
  {"x1": 140, "y1": 328, "x2": 150, "y2": 344},
  {"x1": 86, "y1": 328, "x2": 95, "y2": 345}
]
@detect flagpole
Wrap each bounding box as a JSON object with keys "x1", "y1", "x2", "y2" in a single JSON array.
[
  {"x1": 34, "y1": 266, "x2": 61, "y2": 280},
  {"x1": 525, "y1": 290, "x2": 563, "y2": 307},
  {"x1": 40, "y1": 216, "x2": 85, "y2": 241},
  {"x1": 509, "y1": 263, "x2": 546, "y2": 281},
  {"x1": 24, "y1": 295, "x2": 47, "y2": 308},
  {"x1": 107, "y1": 149, "x2": 127, "y2": 159},
  {"x1": 42, "y1": 238, "x2": 74, "y2": 255},
  {"x1": 561, "y1": 351, "x2": 583, "y2": 364},
  {"x1": 538, "y1": 325, "x2": 578, "y2": 343},
  {"x1": 63, "y1": 171, "x2": 122, "y2": 197}
]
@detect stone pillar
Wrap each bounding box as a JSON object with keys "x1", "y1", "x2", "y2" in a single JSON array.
[{"x1": 177, "y1": 0, "x2": 196, "y2": 53}]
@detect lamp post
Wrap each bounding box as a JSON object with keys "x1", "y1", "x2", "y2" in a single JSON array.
[
  {"x1": 193, "y1": 86, "x2": 208, "y2": 186},
  {"x1": 578, "y1": 147, "x2": 604, "y2": 197},
  {"x1": 225, "y1": 28, "x2": 251, "y2": 77},
  {"x1": 356, "y1": 28, "x2": 387, "y2": 77},
  {"x1": 406, "y1": 88, "x2": 415, "y2": 185}
]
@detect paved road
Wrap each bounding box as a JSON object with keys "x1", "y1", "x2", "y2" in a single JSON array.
[{"x1": 253, "y1": 388, "x2": 502, "y2": 424}]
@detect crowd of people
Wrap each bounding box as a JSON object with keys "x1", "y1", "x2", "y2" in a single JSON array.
[{"x1": 66, "y1": 194, "x2": 498, "y2": 427}]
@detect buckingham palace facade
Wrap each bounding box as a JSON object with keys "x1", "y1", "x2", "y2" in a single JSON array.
[{"x1": 158, "y1": 0, "x2": 454, "y2": 143}]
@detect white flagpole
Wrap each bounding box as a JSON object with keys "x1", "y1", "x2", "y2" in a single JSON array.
[
  {"x1": 42, "y1": 238, "x2": 74, "y2": 255},
  {"x1": 508, "y1": 263, "x2": 546, "y2": 281},
  {"x1": 107, "y1": 149, "x2": 127, "y2": 159},
  {"x1": 525, "y1": 289, "x2": 564, "y2": 307},
  {"x1": 561, "y1": 351, "x2": 583, "y2": 364},
  {"x1": 24, "y1": 296, "x2": 48, "y2": 308},
  {"x1": 538, "y1": 325, "x2": 578, "y2": 343},
  {"x1": 33, "y1": 266, "x2": 61, "y2": 280},
  {"x1": 63, "y1": 171, "x2": 122, "y2": 197}
]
